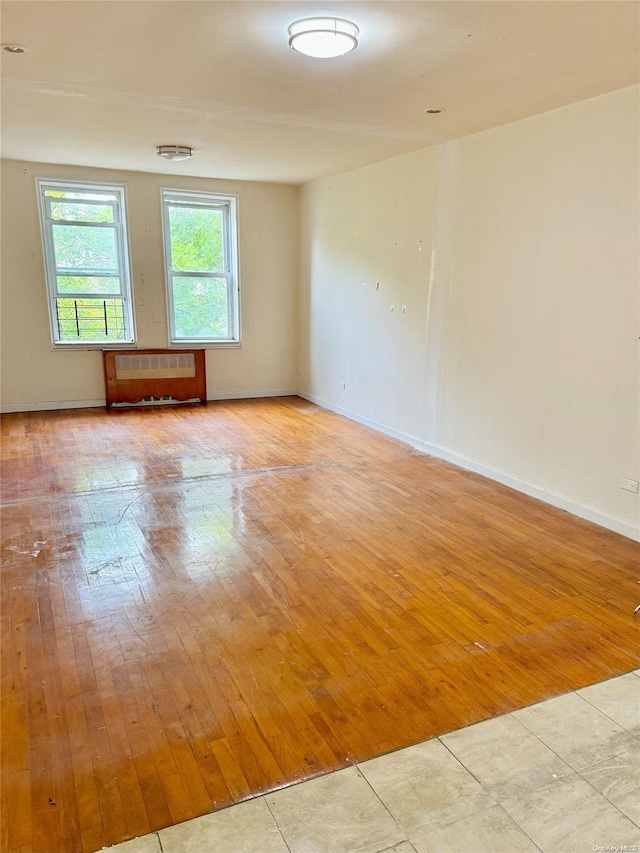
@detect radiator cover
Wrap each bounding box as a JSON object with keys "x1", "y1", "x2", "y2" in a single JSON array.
[{"x1": 103, "y1": 349, "x2": 207, "y2": 407}]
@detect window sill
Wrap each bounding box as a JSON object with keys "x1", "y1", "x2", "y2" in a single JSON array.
[
  {"x1": 168, "y1": 340, "x2": 242, "y2": 349},
  {"x1": 51, "y1": 341, "x2": 138, "y2": 351}
]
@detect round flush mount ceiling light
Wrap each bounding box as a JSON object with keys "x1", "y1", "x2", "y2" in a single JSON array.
[
  {"x1": 3, "y1": 44, "x2": 26, "y2": 54},
  {"x1": 288, "y1": 18, "x2": 359, "y2": 58},
  {"x1": 156, "y1": 145, "x2": 193, "y2": 162}
]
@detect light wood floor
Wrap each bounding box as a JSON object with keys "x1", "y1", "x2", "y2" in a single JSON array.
[{"x1": 1, "y1": 397, "x2": 638, "y2": 853}]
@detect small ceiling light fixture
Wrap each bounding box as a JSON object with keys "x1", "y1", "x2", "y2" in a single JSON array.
[
  {"x1": 3, "y1": 44, "x2": 26, "y2": 54},
  {"x1": 288, "y1": 17, "x2": 359, "y2": 59},
  {"x1": 156, "y1": 145, "x2": 193, "y2": 162},
  {"x1": 425, "y1": 108, "x2": 444, "y2": 114}
]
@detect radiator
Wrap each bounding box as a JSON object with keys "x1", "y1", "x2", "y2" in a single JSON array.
[{"x1": 103, "y1": 349, "x2": 207, "y2": 407}]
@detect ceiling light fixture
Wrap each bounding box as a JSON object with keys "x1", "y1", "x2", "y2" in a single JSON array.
[
  {"x1": 3, "y1": 45, "x2": 25, "y2": 54},
  {"x1": 425, "y1": 108, "x2": 444, "y2": 114},
  {"x1": 156, "y1": 145, "x2": 193, "y2": 161},
  {"x1": 288, "y1": 18, "x2": 359, "y2": 59},
  {"x1": 156, "y1": 145, "x2": 193, "y2": 162}
]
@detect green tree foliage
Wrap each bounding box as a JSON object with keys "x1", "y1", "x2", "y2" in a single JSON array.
[
  {"x1": 47, "y1": 191, "x2": 127, "y2": 341},
  {"x1": 172, "y1": 277, "x2": 228, "y2": 339},
  {"x1": 48, "y1": 191, "x2": 231, "y2": 342},
  {"x1": 168, "y1": 205, "x2": 229, "y2": 339},
  {"x1": 50, "y1": 197, "x2": 114, "y2": 223},
  {"x1": 168, "y1": 207, "x2": 224, "y2": 271},
  {"x1": 53, "y1": 225, "x2": 117, "y2": 271}
]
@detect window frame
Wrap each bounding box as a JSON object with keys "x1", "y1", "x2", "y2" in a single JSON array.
[
  {"x1": 160, "y1": 188, "x2": 241, "y2": 347},
  {"x1": 36, "y1": 178, "x2": 136, "y2": 349}
]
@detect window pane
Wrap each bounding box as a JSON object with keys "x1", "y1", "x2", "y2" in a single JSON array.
[
  {"x1": 57, "y1": 275, "x2": 121, "y2": 295},
  {"x1": 55, "y1": 297, "x2": 127, "y2": 342},
  {"x1": 53, "y1": 224, "x2": 118, "y2": 271},
  {"x1": 45, "y1": 189, "x2": 118, "y2": 202},
  {"x1": 168, "y1": 206, "x2": 224, "y2": 272},
  {"x1": 50, "y1": 201, "x2": 114, "y2": 223},
  {"x1": 172, "y1": 277, "x2": 229, "y2": 339}
]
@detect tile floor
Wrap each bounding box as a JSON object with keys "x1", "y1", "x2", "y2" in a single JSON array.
[{"x1": 106, "y1": 670, "x2": 640, "y2": 853}]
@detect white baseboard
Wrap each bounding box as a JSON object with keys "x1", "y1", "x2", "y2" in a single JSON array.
[
  {"x1": 1, "y1": 398, "x2": 106, "y2": 413},
  {"x1": 420, "y1": 441, "x2": 640, "y2": 542},
  {"x1": 298, "y1": 391, "x2": 424, "y2": 449},
  {"x1": 207, "y1": 389, "x2": 297, "y2": 401},
  {"x1": 298, "y1": 391, "x2": 640, "y2": 542},
  {"x1": 1, "y1": 390, "x2": 298, "y2": 414}
]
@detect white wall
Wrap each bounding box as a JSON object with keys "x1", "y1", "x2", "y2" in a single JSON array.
[
  {"x1": 0, "y1": 160, "x2": 299, "y2": 408},
  {"x1": 299, "y1": 86, "x2": 640, "y2": 538},
  {"x1": 299, "y1": 147, "x2": 441, "y2": 440}
]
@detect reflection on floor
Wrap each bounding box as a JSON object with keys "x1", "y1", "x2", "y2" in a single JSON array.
[
  {"x1": 106, "y1": 671, "x2": 640, "y2": 853},
  {"x1": 1, "y1": 398, "x2": 638, "y2": 853}
]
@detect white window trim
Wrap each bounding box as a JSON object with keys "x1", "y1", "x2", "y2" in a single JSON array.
[
  {"x1": 36, "y1": 178, "x2": 137, "y2": 349},
  {"x1": 160, "y1": 188, "x2": 241, "y2": 348}
]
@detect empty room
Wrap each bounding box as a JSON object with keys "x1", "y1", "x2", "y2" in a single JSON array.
[{"x1": 1, "y1": 2, "x2": 639, "y2": 852}]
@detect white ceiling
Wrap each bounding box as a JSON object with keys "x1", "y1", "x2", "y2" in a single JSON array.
[{"x1": 1, "y1": 1, "x2": 638, "y2": 184}]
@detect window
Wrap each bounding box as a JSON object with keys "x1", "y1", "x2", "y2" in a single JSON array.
[
  {"x1": 161, "y1": 189, "x2": 240, "y2": 344},
  {"x1": 37, "y1": 180, "x2": 135, "y2": 346}
]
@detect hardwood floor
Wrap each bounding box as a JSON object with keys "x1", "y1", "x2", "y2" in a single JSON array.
[{"x1": 1, "y1": 397, "x2": 638, "y2": 853}]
